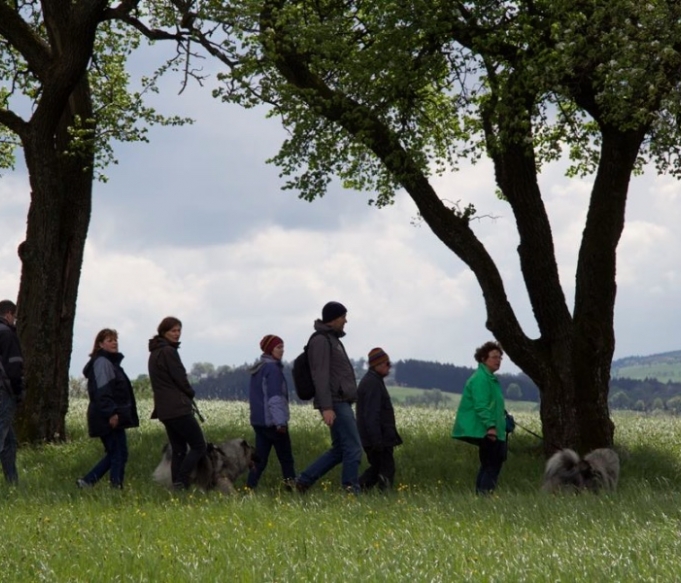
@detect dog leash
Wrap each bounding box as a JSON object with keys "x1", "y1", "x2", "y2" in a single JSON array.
[
  {"x1": 192, "y1": 399, "x2": 206, "y2": 423},
  {"x1": 515, "y1": 421, "x2": 544, "y2": 442},
  {"x1": 514, "y1": 420, "x2": 567, "y2": 452}
]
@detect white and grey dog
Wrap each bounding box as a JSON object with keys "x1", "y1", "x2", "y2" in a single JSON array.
[
  {"x1": 542, "y1": 448, "x2": 620, "y2": 493},
  {"x1": 153, "y1": 438, "x2": 258, "y2": 494}
]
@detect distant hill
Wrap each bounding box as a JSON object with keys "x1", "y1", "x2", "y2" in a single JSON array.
[{"x1": 611, "y1": 350, "x2": 681, "y2": 383}]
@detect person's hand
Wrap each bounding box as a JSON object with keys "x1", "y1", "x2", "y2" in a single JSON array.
[
  {"x1": 109, "y1": 414, "x2": 119, "y2": 428},
  {"x1": 276, "y1": 425, "x2": 288, "y2": 434},
  {"x1": 322, "y1": 409, "x2": 336, "y2": 427},
  {"x1": 486, "y1": 428, "x2": 497, "y2": 441}
]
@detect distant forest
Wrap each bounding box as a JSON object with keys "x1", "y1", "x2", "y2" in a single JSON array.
[{"x1": 184, "y1": 356, "x2": 681, "y2": 412}]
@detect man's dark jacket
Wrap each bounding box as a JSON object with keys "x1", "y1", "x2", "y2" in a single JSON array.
[
  {"x1": 356, "y1": 369, "x2": 402, "y2": 449},
  {"x1": 0, "y1": 317, "x2": 23, "y2": 397}
]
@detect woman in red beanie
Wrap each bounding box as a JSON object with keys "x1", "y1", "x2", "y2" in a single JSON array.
[{"x1": 246, "y1": 334, "x2": 296, "y2": 490}]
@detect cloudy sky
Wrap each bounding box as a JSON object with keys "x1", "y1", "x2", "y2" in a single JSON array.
[{"x1": 2, "y1": 48, "x2": 681, "y2": 380}]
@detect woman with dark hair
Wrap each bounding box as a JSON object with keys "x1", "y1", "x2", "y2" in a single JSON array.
[
  {"x1": 148, "y1": 316, "x2": 206, "y2": 490},
  {"x1": 77, "y1": 328, "x2": 139, "y2": 489},
  {"x1": 451, "y1": 340, "x2": 507, "y2": 494}
]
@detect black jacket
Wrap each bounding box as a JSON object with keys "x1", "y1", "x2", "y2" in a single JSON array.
[
  {"x1": 148, "y1": 336, "x2": 195, "y2": 421},
  {"x1": 83, "y1": 350, "x2": 139, "y2": 437},
  {"x1": 356, "y1": 369, "x2": 402, "y2": 449},
  {"x1": 0, "y1": 317, "x2": 23, "y2": 396}
]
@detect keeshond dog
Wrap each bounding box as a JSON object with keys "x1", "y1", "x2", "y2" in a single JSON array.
[
  {"x1": 153, "y1": 438, "x2": 258, "y2": 494},
  {"x1": 542, "y1": 448, "x2": 620, "y2": 493}
]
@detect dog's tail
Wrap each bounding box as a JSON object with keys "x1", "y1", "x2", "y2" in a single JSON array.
[{"x1": 152, "y1": 443, "x2": 173, "y2": 487}]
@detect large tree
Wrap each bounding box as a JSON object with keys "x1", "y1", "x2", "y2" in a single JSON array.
[
  {"x1": 0, "y1": 2, "x2": 187, "y2": 441},
  {"x1": 176, "y1": 0, "x2": 681, "y2": 452}
]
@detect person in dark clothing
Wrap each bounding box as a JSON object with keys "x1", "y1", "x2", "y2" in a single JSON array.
[
  {"x1": 77, "y1": 328, "x2": 139, "y2": 489},
  {"x1": 148, "y1": 316, "x2": 206, "y2": 490},
  {"x1": 295, "y1": 301, "x2": 363, "y2": 493},
  {"x1": 0, "y1": 299, "x2": 23, "y2": 484},
  {"x1": 356, "y1": 347, "x2": 402, "y2": 491},
  {"x1": 246, "y1": 334, "x2": 296, "y2": 490}
]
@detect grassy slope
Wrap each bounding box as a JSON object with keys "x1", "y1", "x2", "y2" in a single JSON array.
[
  {"x1": 611, "y1": 350, "x2": 681, "y2": 382},
  {"x1": 1, "y1": 400, "x2": 680, "y2": 581}
]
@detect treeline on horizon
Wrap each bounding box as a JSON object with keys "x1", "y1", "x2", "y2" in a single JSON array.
[{"x1": 182, "y1": 358, "x2": 681, "y2": 411}]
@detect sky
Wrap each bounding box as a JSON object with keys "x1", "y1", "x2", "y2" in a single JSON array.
[{"x1": 1, "y1": 49, "x2": 681, "y2": 381}]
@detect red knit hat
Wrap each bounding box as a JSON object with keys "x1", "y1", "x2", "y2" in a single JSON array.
[
  {"x1": 368, "y1": 347, "x2": 390, "y2": 368},
  {"x1": 260, "y1": 334, "x2": 283, "y2": 355}
]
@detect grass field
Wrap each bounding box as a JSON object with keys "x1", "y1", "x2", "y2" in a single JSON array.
[{"x1": 1, "y1": 400, "x2": 681, "y2": 582}]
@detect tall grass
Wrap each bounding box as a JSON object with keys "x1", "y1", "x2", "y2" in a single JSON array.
[{"x1": 1, "y1": 400, "x2": 681, "y2": 582}]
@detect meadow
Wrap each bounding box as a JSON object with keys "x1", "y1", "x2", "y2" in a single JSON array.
[{"x1": 1, "y1": 400, "x2": 681, "y2": 582}]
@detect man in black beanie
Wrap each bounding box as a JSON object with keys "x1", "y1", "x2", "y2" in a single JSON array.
[{"x1": 295, "y1": 301, "x2": 362, "y2": 493}]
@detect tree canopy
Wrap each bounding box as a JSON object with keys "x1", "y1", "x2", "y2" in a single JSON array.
[{"x1": 172, "y1": 0, "x2": 681, "y2": 452}]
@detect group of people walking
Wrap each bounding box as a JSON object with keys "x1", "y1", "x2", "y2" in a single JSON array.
[
  {"x1": 0, "y1": 298, "x2": 509, "y2": 495},
  {"x1": 247, "y1": 301, "x2": 403, "y2": 494},
  {"x1": 74, "y1": 301, "x2": 404, "y2": 494},
  {"x1": 77, "y1": 316, "x2": 208, "y2": 491}
]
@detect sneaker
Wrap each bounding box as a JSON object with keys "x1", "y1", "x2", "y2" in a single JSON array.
[{"x1": 76, "y1": 478, "x2": 92, "y2": 489}]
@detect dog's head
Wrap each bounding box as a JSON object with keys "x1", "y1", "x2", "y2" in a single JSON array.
[{"x1": 238, "y1": 439, "x2": 259, "y2": 469}]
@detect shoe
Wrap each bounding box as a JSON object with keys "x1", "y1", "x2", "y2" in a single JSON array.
[
  {"x1": 172, "y1": 482, "x2": 187, "y2": 491},
  {"x1": 343, "y1": 484, "x2": 360, "y2": 495},
  {"x1": 76, "y1": 478, "x2": 92, "y2": 489},
  {"x1": 282, "y1": 478, "x2": 296, "y2": 492},
  {"x1": 294, "y1": 480, "x2": 310, "y2": 494}
]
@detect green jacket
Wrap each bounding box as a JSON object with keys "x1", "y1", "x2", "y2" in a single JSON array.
[{"x1": 451, "y1": 363, "x2": 506, "y2": 442}]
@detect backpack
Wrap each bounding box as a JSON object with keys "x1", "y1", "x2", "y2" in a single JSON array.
[{"x1": 291, "y1": 332, "x2": 331, "y2": 400}]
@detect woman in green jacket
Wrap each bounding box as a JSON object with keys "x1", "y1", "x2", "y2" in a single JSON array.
[{"x1": 451, "y1": 341, "x2": 506, "y2": 494}]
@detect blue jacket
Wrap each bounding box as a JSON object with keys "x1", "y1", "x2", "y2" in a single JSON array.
[
  {"x1": 249, "y1": 355, "x2": 290, "y2": 427},
  {"x1": 83, "y1": 350, "x2": 139, "y2": 437}
]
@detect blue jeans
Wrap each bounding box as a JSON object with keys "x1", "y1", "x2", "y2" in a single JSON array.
[
  {"x1": 83, "y1": 428, "x2": 129, "y2": 487},
  {"x1": 298, "y1": 402, "x2": 362, "y2": 491},
  {"x1": 0, "y1": 388, "x2": 18, "y2": 484},
  {"x1": 247, "y1": 425, "x2": 296, "y2": 488}
]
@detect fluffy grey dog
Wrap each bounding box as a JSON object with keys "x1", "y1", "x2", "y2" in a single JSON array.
[
  {"x1": 153, "y1": 438, "x2": 257, "y2": 494},
  {"x1": 542, "y1": 448, "x2": 620, "y2": 493}
]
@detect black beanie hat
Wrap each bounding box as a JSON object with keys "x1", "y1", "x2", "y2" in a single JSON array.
[{"x1": 322, "y1": 301, "x2": 347, "y2": 323}]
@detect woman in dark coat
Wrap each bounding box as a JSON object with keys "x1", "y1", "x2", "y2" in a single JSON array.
[
  {"x1": 148, "y1": 316, "x2": 206, "y2": 490},
  {"x1": 77, "y1": 328, "x2": 139, "y2": 489}
]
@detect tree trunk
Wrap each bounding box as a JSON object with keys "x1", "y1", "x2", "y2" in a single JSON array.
[{"x1": 15, "y1": 76, "x2": 94, "y2": 442}]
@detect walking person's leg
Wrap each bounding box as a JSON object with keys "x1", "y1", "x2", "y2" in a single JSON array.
[
  {"x1": 0, "y1": 389, "x2": 18, "y2": 484},
  {"x1": 247, "y1": 425, "x2": 274, "y2": 489},
  {"x1": 81, "y1": 434, "x2": 114, "y2": 486},
  {"x1": 174, "y1": 415, "x2": 207, "y2": 489},
  {"x1": 333, "y1": 402, "x2": 362, "y2": 492},
  {"x1": 108, "y1": 428, "x2": 129, "y2": 488},
  {"x1": 269, "y1": 428, "x2": 296, "y2": 483}
]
